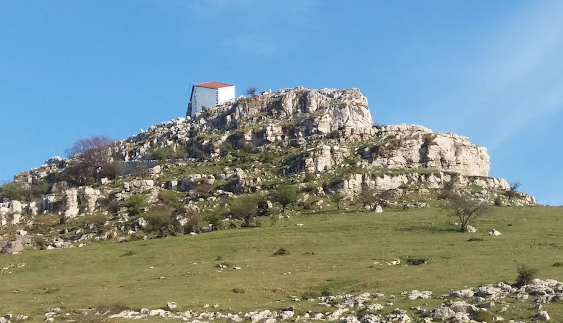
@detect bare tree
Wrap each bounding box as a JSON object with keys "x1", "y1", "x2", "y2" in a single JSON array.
[
  {"x1": 62, "y1": 135, "x2": 115, "y2": 185},
  {"x1": 440, "y1": 192, "x2": 491, "y2": 232},
  {"x1": 64, "y1": 135, "x2": 114, "y2": 157},
  {"x1": 505, "y1": 182, "x2": 521, "y2": 199},
  {"x1": 245, "y1": 86, "x2": 258, "y2": 97}
]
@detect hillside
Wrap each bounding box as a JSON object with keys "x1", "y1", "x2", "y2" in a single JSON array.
[
  {"x1": 1, "y1": 207, "x2": 563, "y2": 322},
  {"x1": 0, "y1": 87, "x2": 558, "y2": 322},
  {"x1": 0, "y1": 87, "x2": 535, "y2": 252}
]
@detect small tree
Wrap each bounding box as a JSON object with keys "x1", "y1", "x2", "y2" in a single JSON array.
[
  {"x1": 99, "y1": 160, "x2": 124, "y2": 183},
  {"x1": 330, "y1": 193, "x2": 345, "y2": 210},
  {"x1": 505, "y1": 182, "x2": 521, "y2": 199},
  {"x1": 270, "y1": 185, "x2": 298, "y2": 213},
  {"x1": 440, "y1": 192, "x2": 491, "y2": 232},
  {"x1": 360, "y1": 188, "x2": 378, "y2": 210},
  {"x1": 229, "y1": 194, "x2": 261, "y2": 227},
  {"x1": 245, "y1": 86, "x2": 258, "y2": 97},
  {"x1": 62, "y1": 135, "x2": 115, "y2": 185}
]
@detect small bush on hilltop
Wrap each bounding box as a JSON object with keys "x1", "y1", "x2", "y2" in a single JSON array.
[{"x1": 505, "y1": 182, "x2": 521, "y2": 199}]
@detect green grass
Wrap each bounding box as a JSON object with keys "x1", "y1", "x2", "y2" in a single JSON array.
[{"x1": 1, "y1": 206, "x2": 563, "y2": 320}]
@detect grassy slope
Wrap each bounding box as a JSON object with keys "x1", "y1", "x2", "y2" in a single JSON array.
[{"x1": 1, "y1": 206, "x2": 562, "y2": 320}]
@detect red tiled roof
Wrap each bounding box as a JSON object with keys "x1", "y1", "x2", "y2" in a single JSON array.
[{"x1": 194, "y1": 81, "x2": 234, "y2": 89}]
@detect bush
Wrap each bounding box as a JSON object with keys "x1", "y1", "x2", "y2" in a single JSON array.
[
  {"x1": 439, "y1": 192, "x2": 491, "y2": 232},
  {"x1": 273, "y1": 248, "x2": 289, "y2": 256},
  {"x1": 228, "y1": 194, "x2": 261, "y2": 227},
  {"x1": 151, "y1": 146, "x2": 185, "y2": 164},
  {"x1": 0, "y1": 179, "x2": 50, "y2": 202},
  {"x1": 157, "y1": 190, "x2": 183, "y2": 209},
  {"x1": 205, "y1": 211, "x2": 226, "y2": 231},
  {"x1": 62, "y1": 135, "x2": 115, "y2": 185},
  {"x1": 303, "y1": 172, "x2": 316, "y2": 183},
  {"x1": 84, "y1": 213, "x2": 108, "y2": 227},
  {"x1": 505, "y1": 182, "x2": 521, "y2": 199},
  {"x1": 330, "y1": 194, "x2": 345, "y2": 210},
  {"x1": 175, "y1": 205, "x2": 203, "y2": 233},
  {"x1": 192, "y1": 180, "x2": 213, "y2": 198},
  {"x1": 270, "y1": 185, "x2": 298, "y2": 213},
  {"x1": 0, "y1": 181, "x2": 26, "y2": 201},
  {"x1": 473, "y1": 310, "x2": 495, "y2": 322},
  {"x1": 515, "y1": 265, "x2": 538, "y2": 287},
  {"x1": 144, "y1": 206, "x2": 183, "y2": 237},
  {"x1": 125, "y1": 195, "x2": 147, "y2": 216}
]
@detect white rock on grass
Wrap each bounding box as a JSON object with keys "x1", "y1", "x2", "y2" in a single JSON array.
[{"x1": 489, "y1": 229, "x2": 502, "y2": 236}]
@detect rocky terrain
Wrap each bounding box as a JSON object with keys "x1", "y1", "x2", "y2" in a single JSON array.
[
  {"x1": 0, "y1": 87, "x2": 535, "y2": 254},
  {"x1": 2, "y1": 278, "x2": 560, "y2": 323}
]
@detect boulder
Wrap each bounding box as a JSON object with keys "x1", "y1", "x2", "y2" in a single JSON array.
[{"x1": 1, "y1": 240, "x2": 24, "y2": 254}]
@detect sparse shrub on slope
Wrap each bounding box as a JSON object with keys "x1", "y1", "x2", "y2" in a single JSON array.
[
  {"x1": 228, "y1": 194, "x2": 261, "y2": 227},
  {"x1": 144, "y1": 206, "x2": 183, "y2": 237},
  {"x1": 515, "y1": 265, "x2": 539, "y2": 287},
  {"x1": 125, "y1": 194, "x2": 147, "y2": 216},
  {"x1": 270, "y1": 185, "x2": 298, "y2": 213},
  {"x1": 439, "y1": 191, "x2": 491, "y2": 232},
  {"x1": 0, "y1": 179, "x2": 50, "y2": 202}
]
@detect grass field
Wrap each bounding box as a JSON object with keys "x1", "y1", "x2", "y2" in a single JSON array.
[{"x1": 1, "y1": 206, "x2": 562, "y2": 321}]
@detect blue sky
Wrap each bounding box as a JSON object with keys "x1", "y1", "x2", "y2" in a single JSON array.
[{"x1": 1, "y1": 1, "x2": 562, "y2": 205}]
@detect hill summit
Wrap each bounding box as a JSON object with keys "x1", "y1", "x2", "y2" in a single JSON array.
[{"x1": 0, "y1": 87, "x2": 534, "y2": 253}]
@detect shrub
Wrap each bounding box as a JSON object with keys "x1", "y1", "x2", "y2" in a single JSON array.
[
  {"x1": 246, "y1": 86, "x2": 258, "y2": 97},
  {"x1": 439, "y1": 192, "x2": 491, "y2": 232},
  {"x1": 205, "y1": 211, "x2": 226, "y2": 231},
  {"x1": 303, "y1": 172, "x2": 316, "y2": 183},
  {"x1": 228, "y1": 194, "x2": 261, "y2": 227},
  {"x1": 174, "y1": 205, "x2": 203, "y2": 233},
  {"x1": 505, "y1": 182, "x2": 521, "y2": 199},
  {"x1": 270, "y1": 185, "x2": 298, "y2": 213},
  {"x1": 84, "y1": 213, "x2": 108, "y2": 227},
  {"x1": 0, "y1": 181, "x2": 26, "y2": 201},
  {"x1": 330, "y1": 194, "x2": 345, "y2": 210},
  {"x1": 157, "y1": 190, "x2": 183, "y2": 209},
  {"x1": 99, "y1": 161, "x2": 124, "y2": 183},
  {"x1": 192, "y1": 180, "x2": 213, "y2": 198},
  {"x1": 151, "y1": 146, "x2": 185, "y2": 164},
  {"x1": 515, "y1": 265, "x2": 538, "y2": 287},
  {"x1": 62, "y1": 135, "x2": 115, "y2": 185},
  {"x1": 125, "y1": 195, "x2": 147, "y2": 216},
  {"x1": 494, "y1": 196, "x2": 502, "y2": 206},
  {"x1": 0, "y1": 179, "x2": 50, "y2": 202},
  {"x1": 473, "y1": 310, "x2": 495, "y2": 322},
  {"x1": 33, "y1": 235, "x2": 47, "y2": 250},
  {"x1": 144, "y1": 206, "x2": 183, "y2": 237},
  {"x1": 232, "y1": 288, "x2": 246, "y2": 294},
  {"x1": 273, "y1": 248, "x2": 289, "y2": 256}
]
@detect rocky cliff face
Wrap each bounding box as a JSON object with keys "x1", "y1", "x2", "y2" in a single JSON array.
[{"x1": 0, "y1": 87, "x2": 535, "y2": 249}]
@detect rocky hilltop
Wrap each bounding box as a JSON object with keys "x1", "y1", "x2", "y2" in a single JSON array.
[{"x1": 0, "y1": 87, "x2": 534, "y2": 253}]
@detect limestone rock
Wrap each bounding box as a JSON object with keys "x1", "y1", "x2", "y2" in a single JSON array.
[
  {"x1": 62, "y1": 189, "x2": 79, "y2": 219},
  {"x1": 122, "y1": 179, "x2": 154, "y2": 193},
  {"x1": 489, "y1": 229, "x2": 502, "y2": 236}
]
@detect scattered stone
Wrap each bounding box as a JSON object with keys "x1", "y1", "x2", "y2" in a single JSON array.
[{"x1": 489, "y1": 229, "x2": 502, "y2": 236}]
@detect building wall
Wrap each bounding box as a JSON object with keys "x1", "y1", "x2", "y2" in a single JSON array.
[
  {"x1": 190, "y1": 86, "x2": 218, "y2": 117},
  {"x1": 217, "y1": 86, "x2": 236, "y2": 105}
]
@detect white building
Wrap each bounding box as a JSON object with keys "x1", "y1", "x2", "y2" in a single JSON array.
[{"x1": 187, "y1": 81, "x2": 236, "y2": 117}]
